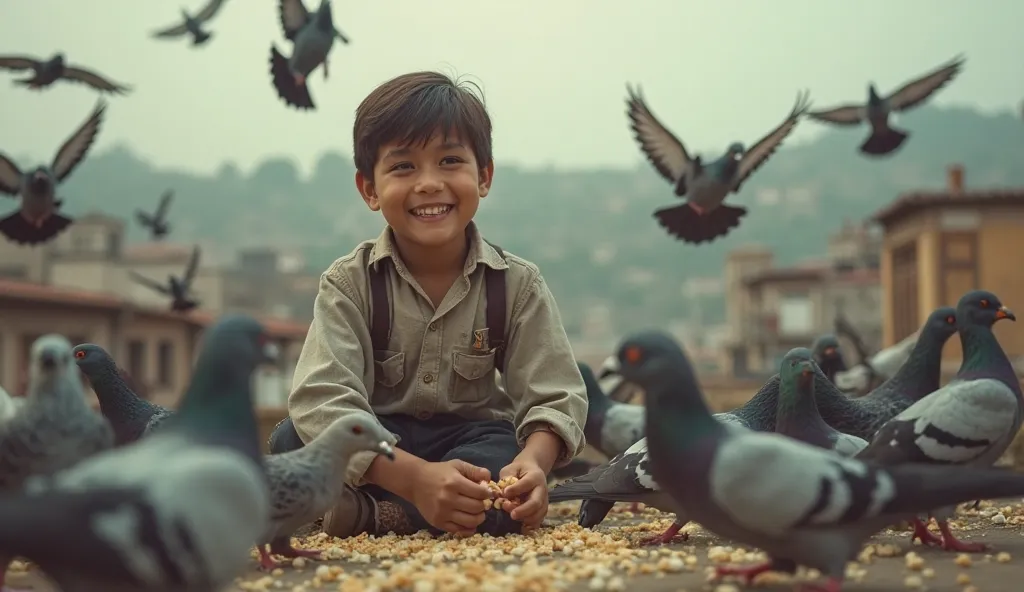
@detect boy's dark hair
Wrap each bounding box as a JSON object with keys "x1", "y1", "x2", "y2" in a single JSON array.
[{"x1": 353, "y1": 71, "x2": 493, "y2": 181}]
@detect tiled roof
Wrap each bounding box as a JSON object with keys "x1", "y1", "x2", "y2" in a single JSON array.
[{"x1": 872, "y1": 189, "x2": 1024, "y2": 227}]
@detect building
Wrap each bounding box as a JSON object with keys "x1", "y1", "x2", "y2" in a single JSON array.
[
  {"x1": 0, "y1": 279, "x2": 309, "y2": 410},
  {"x1": 873, "y1": 164, "x2": 1024, "y2": 364}
]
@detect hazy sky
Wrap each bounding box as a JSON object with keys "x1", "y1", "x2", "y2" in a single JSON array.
[{"x1": 2, "y1": 1, "x2": 1022, "y2": 178}]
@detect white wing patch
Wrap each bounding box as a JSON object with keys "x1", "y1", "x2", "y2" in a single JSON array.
[
  {"x1": 710, "y1": 431, "x2": 895, "y2": 537},
  {"x1": 833, "y1": 433, "x2": 869, "y2": 457}
]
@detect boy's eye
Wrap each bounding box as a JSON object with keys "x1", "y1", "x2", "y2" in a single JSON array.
[
  {"x1": 389, "y1": 162, "x2": 413, "y2": 171},
  {"x1": 440, "y1": 156, "x2": 464, "y2": 165}
]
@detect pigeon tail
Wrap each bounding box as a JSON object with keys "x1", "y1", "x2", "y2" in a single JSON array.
[
  {"x1": 578, "y1": 499, "x2": 615, "y2": 528},
  {"x1": 880, "y1": 463, "x2": 1024, "y2": 517},
  {"x1": 859, "y1": 126, "x2": 908, "y2": 156},
  {"x1": 654, "y1": 203, "x2": 746, "y2": 245},
  {"x1": 269, "y1": 45, "x2": 315, "y2": 110},
  {"x1": 0, "y1": 211, "x2": 72, "y2": 245}
]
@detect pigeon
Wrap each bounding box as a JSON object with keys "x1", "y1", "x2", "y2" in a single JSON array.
[
  {"x1": 0, "y1": 314, "x2": 277, "y2": 592},
  {"x1": 0, "y1": 385, "x2": 21, "y2": 423},
  {"x1": 581, "y1": 361, "x2": 643, "y2": 460},
  {"x1": 0, "y1": 53, "x2": 130, "y2": 94},
  {"x1": 0, "y1": 99, "x2": 106, "y2": 245},
  {"x1": 834, "y1": 326, "x2": 920, "y2": 394},
  {"x1": 855, "y1": 291, "x2": 1020, "y2": 553},
  {"x1": 258, "y1": 413, "x2": 395, "y2": 570},
  {"x1": 270, "y1": 0, "x2": 349, "y2": 111},
  {"x1": 597, "y1": 354, "x2": 643, "y2": 404},
  {"x1": 0, "y1": 335, "x2": 115, "y2": 592},
  {"x1": 73, "y1": 344, "x2": 174, "y2": 447},
  {"x1": 618, "y1": 329, "x2": 1024, "y2": 592},
  {"x1": 625, "y1": 85, "x2": 811, "y2": 244},
  {"x1": 129, "y1": 245, "x2": 202, "y2": 312},
  {"x1": 776, "y1": 348, "x2": 868, "y2": 457},
  {"x1": 152, "y1": 0, "x2": 231, "y2": 46},
  {"x1": 807, "y1": 54, "x2": 965, "y2": 157},
  {"x1": 810, "y1": 334, "x2": 847, "y2": 384},
  {"x1": 136, "y1": 190, "x2": 174, "y2": 240}
]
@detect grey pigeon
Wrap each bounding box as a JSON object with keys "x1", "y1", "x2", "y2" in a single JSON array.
[
  {"x1": 129, "y1": 245, "x2": 202, "y2": 312},
  {"x1": 625, "y1": 85, "x2": 811, "y2": 244},
  {"x1": 258, "y1": 413, "x2": 395, "y2": 570},
  {"x1": 581, "y1": 361, "x2": 643, "y2": 460},
  {"x1": 618, "y1": 329, "x2": 1024, "y2": 592},
  {"x1": 596, "y1": 354, "x2": 643, "y2": 404},
  {"x1": 136, "y1": 189, "x2": 174, "y2": 240},
  {"x1": 270, "y1": 0, "x2": 348, "y2": 111},
  {"x1": 0, "y1": 335, "x2": 115, "y2": 591},
  {"x1": 807, "y1": 54, "x2": 965, "y2": 157},
  {"x1": 152, "y1": 0, "x2": 231, "y2": 46},
  {"x1": 810, "y1": 334, "x2": 847, "y2": 384},
  {"x1": 855, "y1": 291, "x2": 1020, "y2": 553},
  {"x1": 0, "y1": 53, "x2": 130, "y2": 94},
  {"x1": 0, "y1": 100, "x2": 105, "y2": 245},
  {"x1": 776, "y1": 349, "x2": 867, "y2": 457},
  {"x1": 73, "y1": 343, "x2": 174, "y2": 446},
  {"x1": 0, "y1": 314, "x2": 277, "y2": 592}
]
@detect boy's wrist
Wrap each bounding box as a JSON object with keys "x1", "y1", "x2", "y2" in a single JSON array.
[
  {"x1": 518, "y1": 427, "x2": 564, "y2": 474},
  {"x1": 365, "y1": 448, "x2": 426, "y2": 502}
]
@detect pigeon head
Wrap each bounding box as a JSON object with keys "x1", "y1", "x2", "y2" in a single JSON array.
[
  {"x1": 780, "y1": 347, "x2": 816, "y2": 394},
  {"x1": 72, "y1": 343, "x2": 118, "y2": 381},
  {"x1": 315, "y1": 0, "x2": 335, "y2": 28},
  {"x1": 923, "y1": 306, "x2": 958, "y2": 338},
  {"x1": 867, "y1": 84, "x2": 882, "y2": 104},
  {"x1": 578, "y1": 361, "x2": 609, "y2": 405},
  {"x1": 29, "y1": 334, "x2": 76, "y2": 391},
  {"x1": 811, "y1": 334, "x2": 842, "y2": 363},
  {"x1": 956, "y1": 290, "x2": 1015, "y2": 328},
  {"x1": 616, "y1": 330, "x2": 705, "y2": 415},
  {"x1": 50, "y1": 53, "x2": 66, "y2": 66},
  {"x1": 320, "y1": 413, "x2": 396, "y2": 460},
  {"x1": 27, "y1": 168, "x2": 53, "y2": 193},
  {"x1": 726, "y1": 142, "x2": 745, "y2": 160}
]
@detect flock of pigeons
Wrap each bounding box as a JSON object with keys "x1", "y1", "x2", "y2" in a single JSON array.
[
  {"x1": 551, "y1": 289, "x2": 1024, "y2": 591},
  {"x1": 626, "y1": 54, "x2": 966, "y2": 245}
]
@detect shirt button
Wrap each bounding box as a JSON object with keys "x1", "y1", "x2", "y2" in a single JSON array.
[
  {"x1": 416, "y1": 411, "x2": 431, "y2": 420},
  {"x1": 428, "y1": 322, "x2": 437, "y2": 331},
  {"x1": 423, "y1": 373, "x2": 433, "y2": 384}
]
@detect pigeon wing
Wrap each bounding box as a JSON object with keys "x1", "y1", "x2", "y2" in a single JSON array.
[
  {"x1": 51, "y1": 100, "x2": 106, "y2": 183},
  {"x1": 194, "y1": 0, "x2": 230, "y2": 22},
  {"x1": 279, "y1": 0, "x2": 311, "y2": 40},
  {"x1": 61, "y1": 66, "x2": 131, "y2": 95},
  {"x1": 264, "y1": 455, "x2": 321, "y2": 526},
  {"x1": 735, "y1": 90, "x2": 811, "y2": 189},
  {"x1": 182, "y1": 246, "x2": 202, "y2": 287},
  {"x1": 625, "y1": 84, "x2": 691, "y2": 185},
  {"x1": 151, "y1": 22, "x2": 191, "y2": 38},
  {"x1": 806, "y1": 104, "x2": 865, "y2": 126},
  {"x1": 129, "y1": 271, "x2": 171, "y2": 295},
  {"x1": 155, "y1": 190, "x2": 174, "y2": 220},
  {"x1": 550, "y1": 439, "x2": 659, "y2": 503},
  {"x1": 0, "y1": 56, "x2": 40, "y2": 71},
  {"x1": 887, "y1": 55, "x2": 966, "y2": 113},
  {"x1": 0, "y1": 154, "x2": 23, "y2": 196},
  {"x1": 135, "y1": 210, "x2": 155, "y2": 226}
]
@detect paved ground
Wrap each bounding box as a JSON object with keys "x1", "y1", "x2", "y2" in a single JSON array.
[{"x1": 9, "y1": 501, "x2": 1024, "y2": 591}]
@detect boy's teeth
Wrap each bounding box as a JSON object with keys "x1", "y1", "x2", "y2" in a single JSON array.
[{"x1": 412, "y1": 205, "x2": 452, "y2": 216}]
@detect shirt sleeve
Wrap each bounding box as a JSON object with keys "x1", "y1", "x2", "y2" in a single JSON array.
[
  {"x1": 501, "y1": 270, "x2": 588, "y2": 468},
  {"x1": 287, "y1": 269, "x2": 399, "y2": 486}
]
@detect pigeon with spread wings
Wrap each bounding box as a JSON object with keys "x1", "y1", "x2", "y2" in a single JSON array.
[
  {"x1": 270, "y1": 0, "x2": 348, "y2": 111},
  {"x1": 807, "y1": 54, "x2": 965, "y2": 157},
  {"x1": 129, "y1": 245, "x2": 203, "y2": 313},
  {"x1": 0, "y1": 100, "x2": 106, "y2": 245},
  {"x1": 0, "y1": 53, "x2": 129, "y2": 95},
  {"x1": 152, "y1": 0, "x2": 231, "y2": 46},
  {"x1": 626, "y1": 86, "x2": 810, "y2": 245}
]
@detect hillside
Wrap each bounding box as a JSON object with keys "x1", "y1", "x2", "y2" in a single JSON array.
[{"x1": 50, "y1": 105, "x2": 1024, "y2": 337}]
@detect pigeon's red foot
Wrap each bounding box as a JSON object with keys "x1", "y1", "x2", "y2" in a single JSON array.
[
  {"x1": 628, "y1": 501, "x2": 642, "y2": 513},
  {"x1": 909, "y1": 518, "x2": 942, "y2": 547},
  {"x1": 687, "y1": 202, "x2": 706, "y2": 215},
  {"x1": 714, "y1": 560, "x2": 775, "y2": 585},
  {"x1": 637, "y1": 521, "x2": 687, "y2": 546},
  {"x1": 269, "y1": 538, "x2": 323, "y2": 561},
  {"x1": 294, "y1": 73, "x2": 306, "y2": 86},
  {"x1": 257, "y1": 545, "x2": 283, "y2": 571},
  {"x1": 797, "y1": 577, "x2": 843, "y2": 592},
  {"x1": 938, "y1": 520, "x2": 988, "y2": 553}
]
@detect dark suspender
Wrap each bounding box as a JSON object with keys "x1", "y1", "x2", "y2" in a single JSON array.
[{"x1": 369, "y1": 241, "x2": 508, "y2": 373}]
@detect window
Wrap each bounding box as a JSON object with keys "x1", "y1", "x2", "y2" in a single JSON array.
[
  {"x1": 892, "y1": 241, "x2": 919, "y2": 342},
  {"x1": 157, "y1": 340, "x2": 174, "y2": 387},
  {"x1": 940, "y1": 232, "x2": 978, "y2": 305},
  {"x1": 778, "y1": 295, "x2": 813, "y2": 336},
  {"x1": 127, "y1": 340, "x2": 146, "y2": 383}
]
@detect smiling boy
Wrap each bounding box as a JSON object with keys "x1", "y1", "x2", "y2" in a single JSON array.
[{"x1": 273, "y1": 71, "x2": 587, "y2": 539}]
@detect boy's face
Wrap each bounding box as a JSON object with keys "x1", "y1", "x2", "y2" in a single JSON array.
[{"x1": 356, "y1": 131, "x2": 493, "y2": 250}]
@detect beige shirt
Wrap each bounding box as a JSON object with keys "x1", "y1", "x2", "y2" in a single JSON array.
[{"x1": 288, "y1": 223, "x2": 588, "y2": 485}]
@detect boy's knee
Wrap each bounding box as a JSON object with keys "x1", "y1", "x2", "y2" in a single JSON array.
[
  {"x1": 321, "y1": 485, "x2": 377, "y2": 538},
  {"x1": 268, "y1": 416, "x2": 304, "y2": 454}
]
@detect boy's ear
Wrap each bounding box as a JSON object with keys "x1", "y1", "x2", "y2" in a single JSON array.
[
  {"x1": 478, "y1": 160, "x2": 495, "y2": 198},
  {"x1": 355, "y1": 170, "x2": 380, "y2": 211}
]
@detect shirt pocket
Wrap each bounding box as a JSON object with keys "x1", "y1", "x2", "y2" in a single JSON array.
[
  {"x1": 451, "y1": 350, "x2": 496, "y2": 403},
  {"x1": 372, "y1": 350, "x2": 406, "y2": 403}
]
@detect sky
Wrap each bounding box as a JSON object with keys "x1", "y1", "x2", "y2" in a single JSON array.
[{"x1": 2, "y1": 1, "x2": 1023, "y2": 179}]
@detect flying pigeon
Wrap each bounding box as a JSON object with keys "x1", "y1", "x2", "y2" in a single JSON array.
[
  {"x1": 0, "y1": 99, "x2": 106, "y2": 245},
  {"x1": 625, "y1": 85, "x2": 811, "y2": 245},
  {"x1": 258, "y1": 413, "x2": 395, "y2": 569},
  {"x1": 0, "y1": 335, "x2": 115, "y2": 591},
  {"x1": 775, "y1": 348, "x2": 868, "y2": 457},
  {"x1": 810, "y1": 334, "x2": 847, "y2": 384},
  {"x1": 129, "y1": 245, "x2": 202, "y2": 312},
  {"x1": 135, "y1": 189, "x2": 174, "y2": 240},
  {"x1": 270, "y1": 0, "x2": 348, "y2": 111},
  {"x1": 855, "y1": 291, "x2": 1020, "y2": 553},
  {"x1": 0, "y1": 314, "x2": 277, "y2": 591},
  {"x1": 807, "y1": 54, "x2": 965, "y2": 157},
  {"x1": 580, "y1": 361, "x2": 643, "y2": 460},
  {"x1": 617, "y1": 329, "x2": 1024, "y2": 592},
  {"x1": 73, "y1": 344, "x2": 174, "y2": 447},
  {"x1": 152, "y1": 0, "x2": 231, "y2": 46},
  {"x1": 0, "y1": 53, "x2": 130, "y2": 94}
]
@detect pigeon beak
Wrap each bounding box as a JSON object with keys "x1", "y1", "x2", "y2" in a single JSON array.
[
  {"x1": 823, "y1": 346, "x2": 836, "y2": 357},
  {"x1": 262, "y1": 341, "x2": 280, "y2": 362},
  {"x1": 377, "y1": 441, "x2": 396, "y2": 460},
  {"x1": 996, "y1": 306, "x2": 1016, "y2": 322}
]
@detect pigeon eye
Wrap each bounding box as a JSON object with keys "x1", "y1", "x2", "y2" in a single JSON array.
[
  {"x1": 74, "y1": 351, "x2": 85, "y2": 359},
  {"x1": 980, "y1": 299, "x2": 990, "y2": 308},
  {"x1": 946, "y1": 316, "x2": 955, "y2": 324},
  {"x1": 623, "y1": 346, "x2": 643, "y2": 364},
  {"x1": 351, "y1": 425, "x2": 363, "y2": 435}
]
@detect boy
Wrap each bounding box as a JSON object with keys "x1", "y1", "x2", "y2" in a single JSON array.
[{"x1": 271, "y1": 71, "x2": 588, "y2": 539}]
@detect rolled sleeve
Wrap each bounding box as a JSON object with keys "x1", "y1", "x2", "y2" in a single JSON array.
[
  {"x1": 288, "y1": 269, "x2": 398, "y2": 486},
  {"x1": 502, "y1": 271, "x2": 587, "y2": 467}
]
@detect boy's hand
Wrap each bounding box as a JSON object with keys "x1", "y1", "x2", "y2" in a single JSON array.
[
  {"x1": 499, "y1": 460, "x2": 548, "y2": 528},
  {"x1": 411, "y1": 460, "x2": 492, "y2": 536}
]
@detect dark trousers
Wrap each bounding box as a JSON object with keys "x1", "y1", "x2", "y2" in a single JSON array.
[{"x1": 268, "y1": 413, "x2": 522, "y2": 536}]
